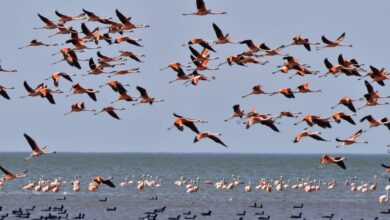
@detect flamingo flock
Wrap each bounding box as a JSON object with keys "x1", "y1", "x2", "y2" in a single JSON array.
[{"x1": 0, "y1": 0, "x2": 389, "y2": 208}]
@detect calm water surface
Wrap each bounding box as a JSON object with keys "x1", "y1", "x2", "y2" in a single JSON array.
[{"x1": 0, "y1": 153, "x2": 389, "y2": 219}]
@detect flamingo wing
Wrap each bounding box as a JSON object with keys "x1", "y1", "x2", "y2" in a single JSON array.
[
  {"x1": 321, "y1": 35, "x2": 333, "y2": 44},
  {"x1": 309, "y1": 134, "x2": 328, "y2": 142},
  {"x1": 333, "y1": 158, "x2": 347, "y2": 170},
  {"x1": 360, "y1": 115, "x2": 373, "y2": 123},
  {"x1": 37, "y1": 13, "x2": 52, "y2": 24},
  {"x1": 0, "y1": 165, "x2": 12, "y2": 176},
  {"x1": 364, "y1": 80, "x2": 374, "y2": 94},
  {"x1": 23, "y1": 133, "x2": 40, "y2": 152},
  {"x1": 115, "y1": 9, "x2": 129, "y2": 25},
  {"x1": 212, "y1": 23, "x2": 224, "y2": 39},
  {"x1": 196, "y1": 0, "x2": 206, "y2": 10},
  {"x1": 183, "y1": 120, "x2": 200, "y2": 134},
  {"x1": 0, "y1": 89, "x2": 10, "y2": 100},
  {"x1": 86, "y1": 91, "x2": 97, "y2": 101},
  {"x1": 350, "y1": 129, "x2": 363, "y2": 140},
  {"x1": 261, "y1": 120, "x2": 280, "y2": 132},
  {"x1": 340, "y1": 115, "x2": 356, "y2": 125},
  {"x1": 107, "y1": 110, "x2": 120, "y2": 120},
  {"x1": 208, "y1": 135, "x2": 227, "y2": 148},
  {"x1": 116, "y1": 83, "x2": 127, "y2": 94},
  {"x1": 136, "y1": 86, "x2": 148, "y2": 97},
  {"x1": 335, "y1": 32, "x2": 346, "y2": 43},
  {"x1": 324, "y1": 58, "x2": 333, "y2": 69},
  {"x1": 102, "y1": 178, "x2": 116, "y2": 188},
  {"x1": 381, "y1": 163, "x2": 390, "y2": 169},
  {"x1": 188, "y1": 46, "x2": 201, "y2": 57},
  {"x1": 23, "y1": 81, "x2": 33, "y2": 93},
  {"x1": 60, "y1": 73, "x2": 73, "y2": 82},
  {"x1": 45, "y1": 92, "x2": 55, "y2": 104}
]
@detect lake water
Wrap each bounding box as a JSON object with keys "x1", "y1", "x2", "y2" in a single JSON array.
[{"x1": 0, "y1": 153, "x2": 389, "y2": 219}]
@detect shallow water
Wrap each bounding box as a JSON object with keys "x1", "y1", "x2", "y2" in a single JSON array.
[{"x1": 0, "y1": 153, "x2": 389, "y2": 219}]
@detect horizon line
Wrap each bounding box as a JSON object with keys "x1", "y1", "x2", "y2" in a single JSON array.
[{"x1": 0, "y1": 151, "x2": 386, "y2": 155}]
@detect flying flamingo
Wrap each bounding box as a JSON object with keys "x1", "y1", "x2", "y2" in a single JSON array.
[
  {"x1": 88, "y1": 176, "x2": 115, "y2": 191},
  {"x1": 189, "y1": 56, "x2": 219, "y2": 71},
  {"x1": 335, "y1": 130, "x2": 368, "y2": 148},
  {"x1": 259, "y1": 44, "x2": 289, "y2": 57},
  {"x1": 276, "y1": 111, "x2": 302, "y2": 119},
  {"x1": 65, "y1": 32, "x2": 102, "y2": 51},
  {"x1": 169, "y1": 69, "x2": 192, "y2": 84},
  {"x1": 34, "y1": 13, "x2": 59, "y2": 30},
  {"x1": 0, "y1": 85, "x2": 15, "y2": 100},
  {"x1": 182, "y1": 0, "x2": 227, "y2": 16},
  {"x1": 289, "y1": 68, "x2": 320, "y2": 79},
  {"x1": 331, "y1": 96, "x2": 358, "y2": 113},
  {"x1": 80, "y1": 23, "x2": 112, "y2": 45},
  {"x1": 186, "y1": 71, "x2": 216, "y2": 86},
  {"x1": 331, "y1": 112, "x2": 356, "y2": 125},
  {"x1": 110, "y1": 84, "x2": 138, "y2": 104},
  {"x1": 293, "y1": 130, "x2": 329, "y2": 143},
  {"x1": 358, "y1": 80, "x2": 390, "y2": 110},
  {"x1": 239, "y1": 39, "x2": 270, "y2": 55},
  {"x1": 113, "y1": 36, "x2": 143, "y2": 47},
  {"x1": 84, "y1": 57, "x2": 110, "y2": 76},
  {"x1": 194, "y1": 132, "x2": 227, "y2": 147},
  {"x1": 20, "y1": 81, "x2": 45, "y2": 98},
  {"x1": 67, "y1": 83, "x2": 99, "y2": 101},
  {"x1": 359, "y1": 65, "x2": 389, "y2": 86},
  {"x1": 99, "y1": 80, "x2": 130, "y2": 93},
  {"x1": 20, "y1": 81, "x2": 62, "y2": 104},
  {"x1": 285, "y1": 34, "x2": 320, "y2": 51},
  {"x1": 360, "y1": 115, "x2": 390, "y2": 131},
  {"x1": 19, "y1": 39, "x2": 58, "y2": 49},
  {"x1": 64, "y1": 102, "x2": 95, "y2": 115},
  {"x1": 133, "y1": 86, "x2": 164, "y2": 105},
  {"x1": 320, "y1": 58, "x2": 346, "y2": 78},
  {"x1": 97, "y1": 51, "x2": 123, "y2": 63},
  {"x1": 294, "y1": 114, "x2": 323, "y2": 127},
  {"x1": 321, "y1": 154, "x2": 346, "y2": 170},
  {"x1": 23, "y1": 133, "x2": 56, "y2": 160},
  {"x1": 82, "y1": 9, "x2": 112, "y2": 22},
  {"x1": 160, "y1": 62, "x2": 190, "y2": 72},
  {"x1": 0, "y1": 63, "x2": 17, "y2": 72},
  {"x1": 381, "y1": 164, "x2": 390, "y2": 173},
  {"x1": 188, "y1": 46, "x2": 218, "y2": 64},
  {"x1": 242, "y1": 84, "x2": 271, "y2": 98},
  {"x1": 94, "y1": 107, "x2": 126, "y2": 120},
  {"x1": 270, "y1": 87, "x2": 297, "y2": 99},
  {"x1": 119, "y1": 50, "x2": 145, "y2": 63},
  {"x1": 167, "y1": 113, "x2": 207, "y2": 134},
  {"x1": 48, "y1": 24, "x2": 76, "y2": 38},
  {"x1": 338, "y1": 54, "x2": 364, "y2": 70},
  {"x1": 212, "y1": 23, "x2": 235, "y2": 44},
  {"x1": 245, "y1": 115, "x2": 280, "y2": 132},
  {"x1": 115, "y1": 9, "x2": 150, "y2": 30},
  {"x1": 224, "y1": 104, "x2": 245, "y2": 122},
  {"x1": 295, "y1": 83, "x2": 321, "y2": 93},
  {"x1": 183, "y1": 38, "x2": 216, "y2": 52},
  {"x1": 54, "y1": 10, "x2": 86, "y2": 23},
  {"x1": 52, "y1": 49, "x2": 82, "y2": 69},
  {"x1": 45, "y1": 72, "x2": 75, "y2": 87},
  {"x1": 108, "y1": 68, "x2": 140, "y2": 78},
  {"x1": 0, "y1": 166, "x2": 27, "y2": 181},
  {"x1": 316, "y1": 32, "x2": 352, "y2": 50}
]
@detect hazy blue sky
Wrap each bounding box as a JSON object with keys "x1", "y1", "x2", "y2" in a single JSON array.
[{"x1": 0, "y1": 0, "x2": 389, "y2": 153}]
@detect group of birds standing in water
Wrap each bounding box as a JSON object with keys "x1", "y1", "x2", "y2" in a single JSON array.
[{"x1": 0, "y1": 0, "x2": 389, "y2": 209}]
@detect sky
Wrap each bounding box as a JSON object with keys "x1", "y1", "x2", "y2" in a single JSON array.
[{"x1": 0, "y1": 0, "x2": 389, "y2": 154}]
